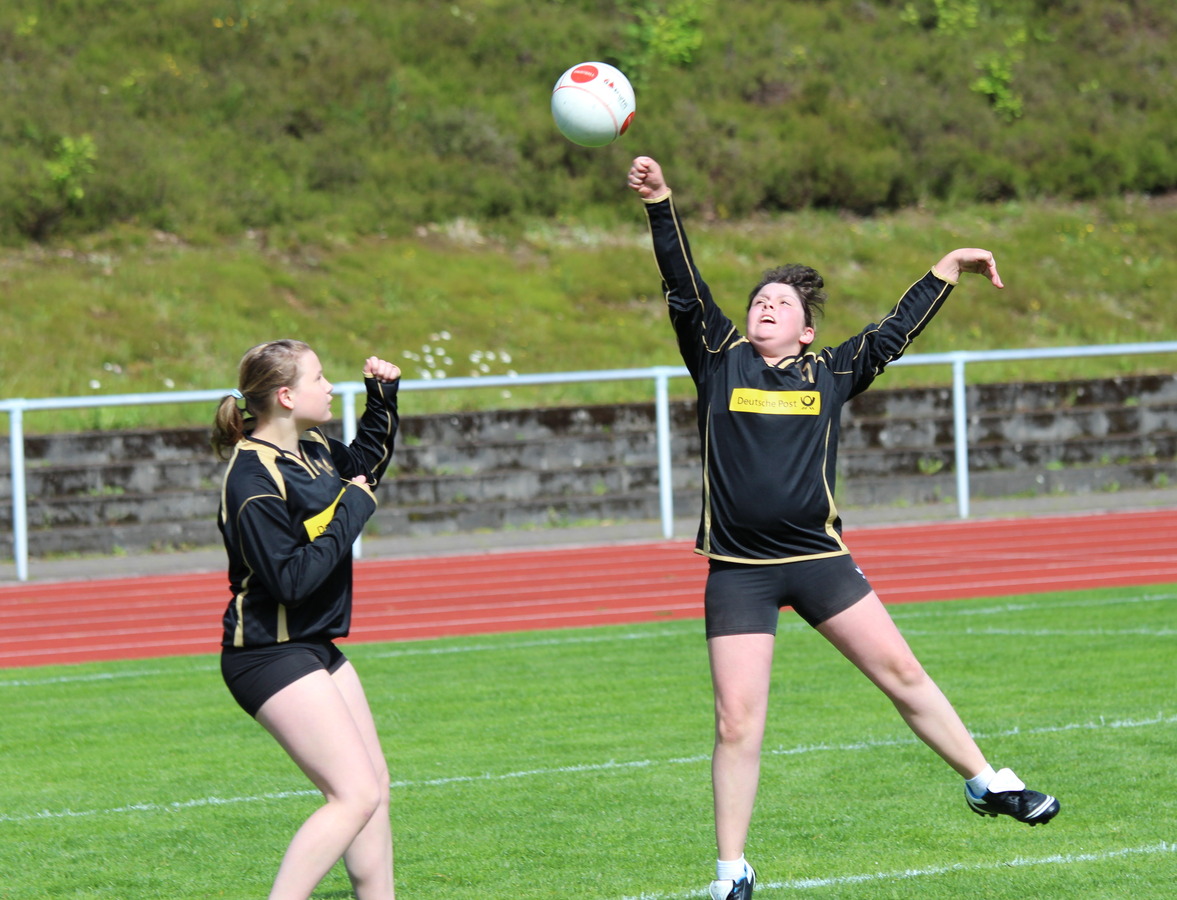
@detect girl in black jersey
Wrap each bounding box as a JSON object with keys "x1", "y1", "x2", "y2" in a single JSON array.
[
  {"x1": 211, "y1": 339, "x2": 400, "y2": 900},
  {"x1": 628, "y1": 158, "x2": 1059, "y2": 900}
]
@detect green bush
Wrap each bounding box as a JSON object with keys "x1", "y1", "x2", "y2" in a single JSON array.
[{"x1": 1, "y1": 0, "x2": 1175, "y2": 243}]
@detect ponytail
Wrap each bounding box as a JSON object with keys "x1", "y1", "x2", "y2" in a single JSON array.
[{"x1": 211, "y1": 395, "x2": 247, "y2": 460}]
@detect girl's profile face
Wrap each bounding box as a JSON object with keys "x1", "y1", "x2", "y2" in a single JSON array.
[{"x1": 286, "y1": 351, "x2": 334, "y2": 426}]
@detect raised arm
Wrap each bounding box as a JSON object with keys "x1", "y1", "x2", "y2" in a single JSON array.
[
  {"x1": 333, "y1": 356, "x2": 401, "y2": 487},
  {"x1": 629, "y1": 156, "x2": 741, "y2": 380}
]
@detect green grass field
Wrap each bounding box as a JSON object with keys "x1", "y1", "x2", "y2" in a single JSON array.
[{"x1": 2, "y1": 584, "x2": 1174, "y2": 899}]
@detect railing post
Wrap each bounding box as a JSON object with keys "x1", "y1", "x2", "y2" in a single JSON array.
[
  {"x1": 951, "y1": 355, "x2": 971, "y2": 519},
  {"x1": 9, "y1": 406, "x2": 29, "y2": 582},
  {"x1": 654, "y1": 368, "x2": 675, "y2": 539}
]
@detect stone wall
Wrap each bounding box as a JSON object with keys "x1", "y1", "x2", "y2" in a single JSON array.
[{"x1": 2, "y1": 374, "x2": 1174, "y2": 558}]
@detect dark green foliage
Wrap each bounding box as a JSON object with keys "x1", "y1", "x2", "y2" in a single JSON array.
[{"x1": 0, "y1": 0, "x2": 1174, "y2": 243}]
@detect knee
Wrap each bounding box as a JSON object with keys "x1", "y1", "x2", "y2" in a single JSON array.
[
  {"x1": 879, "y1": 655, "x2": 931, "y2": 696},
  {"x1": 361, "y1": 769, "x2": 390, "y2": 820},
  {"x1": 714, "y1": 702, "x2": 763, "y2": 747},
  {"x1": 334, "y1": 772, "x2": 386, "y2": 825},
  {"x1": 352, "y1": 785, "x2": 384, "y2": 828},
  {"x1": 373, "y1": 764, "x2": 391, "y2": 812}
]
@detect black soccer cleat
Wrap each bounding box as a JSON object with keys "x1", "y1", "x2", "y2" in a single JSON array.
[
  {"x1": 965, "y1": 767, "x2": 1060, "y2": 826},
  {"x1": 709, "y1": 863, "x2": 756, "y2": 900}
]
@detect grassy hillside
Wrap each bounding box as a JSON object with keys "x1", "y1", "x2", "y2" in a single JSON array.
[{"x1": 1, "y1": 1, "x2": 1175, "y2": 431}]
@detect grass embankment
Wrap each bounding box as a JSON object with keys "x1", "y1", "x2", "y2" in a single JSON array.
[{"x1": 4, "y1": 192, "x2": 1175, "y2": 433}]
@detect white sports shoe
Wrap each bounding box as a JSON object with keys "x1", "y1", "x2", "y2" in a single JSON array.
[
  {"x1": 965, "y1": 767, "x2": 1060, "y2": 826},
  {"x1": 709, "y1": 862, "x2": 755, "y2": 900}
]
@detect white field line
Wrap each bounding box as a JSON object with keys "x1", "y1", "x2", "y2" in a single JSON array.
[
  {"x1": 0, "y1": 668, "x2": 168, "y2": 688},
  {"x1": 615, "y1": 842, "x2": 1177, "y2": 899},
  {"x1": 922, "y1": 627, "x2": 1177, "y2": 637},
  {"x1": 2, "y1": 712, "x2": 1174, "y2": 825}
]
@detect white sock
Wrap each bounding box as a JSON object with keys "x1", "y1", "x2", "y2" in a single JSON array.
[
  {"x1": 986, "y1": 767, "x2": 1025, "y2": 793},
  {"x1": 966, "y1": 764, "x2": 996, "y2": 796},
  {"x1": 716, "y1": 855, "x2": 746, "y2": 881}
]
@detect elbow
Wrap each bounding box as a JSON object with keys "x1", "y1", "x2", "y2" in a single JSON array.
[
  {"x1": 270, "y1": 579, "x2": 314, "y2": 609},
  {"x1": 264, "y1": 558, "x2": 331, "y2": 608}
]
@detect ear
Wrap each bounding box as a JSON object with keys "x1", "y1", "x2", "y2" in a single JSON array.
[
  {"x1": 799, "y1": 326, "x2": 816, "y2": 346},
  {"x1": 275, "y1": 384, "x2": 296, "y2": 411}
]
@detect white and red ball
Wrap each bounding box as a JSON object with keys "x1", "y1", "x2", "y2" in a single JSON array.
[{"x1": 551, "y1": 62, "x2": 636, "y2": 147}]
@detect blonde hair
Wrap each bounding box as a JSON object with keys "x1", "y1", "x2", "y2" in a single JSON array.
[{"x1": 211, "y1": 339, "x2": 312, "y2": 460}]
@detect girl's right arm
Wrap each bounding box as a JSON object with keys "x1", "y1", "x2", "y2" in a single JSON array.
[{"x1": 633, "y1": 158, "x2": 739, "y2": 379}]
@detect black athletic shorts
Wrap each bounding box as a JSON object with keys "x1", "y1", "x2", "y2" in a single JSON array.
[
  {"x1": 221, "y1": 639, "x2": 347, "y2": 718},
  {"x1": 704, "y1": 554, "x2": 873, "y2": 637}
]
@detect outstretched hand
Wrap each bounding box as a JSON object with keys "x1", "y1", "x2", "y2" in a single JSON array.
[
  {"x1": 934, "y1": 249, "x2": 1004, "y2": 289},
  {"x1": 363, "y1": 356, "x2": 402, "y2": 382},
  {"x1": 627, "y1": 156, "x2": 670, "y2": 201}
]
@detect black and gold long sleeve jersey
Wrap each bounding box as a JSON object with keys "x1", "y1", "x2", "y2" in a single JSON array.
[
  {"x1": 218, "y1": 377, "x2": 399, "y2": 648},
  {"x1": 643, "y1": 193, "x2": 956, "y2": 564}
]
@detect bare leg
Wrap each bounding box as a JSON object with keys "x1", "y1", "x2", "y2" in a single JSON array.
[
  {"x1": 708, "y1": 633, "x2": 776, "y2": 860},
  {"x1": 816, "y1": 592, "x2": 987, "y2": 778},
  {"x1": 255, "y1": 669, "x2": 387, "y2": 900},
  {"x1": 331, "y1": 661, "x2": 395, "y2": 899}
]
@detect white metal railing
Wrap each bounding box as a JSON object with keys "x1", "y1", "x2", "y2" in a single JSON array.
[{"x1": 3, "y1": 342, "x2": 1176, "y2": 581}]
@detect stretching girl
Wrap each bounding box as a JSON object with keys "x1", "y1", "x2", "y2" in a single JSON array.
[{"x1": 628, "y1": 157, "x2": 1059, "y2": 900}]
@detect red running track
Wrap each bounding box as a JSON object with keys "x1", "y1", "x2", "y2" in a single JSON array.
[{"x1": 1, "y1": 509, "x2": 1174, "y2": 668}]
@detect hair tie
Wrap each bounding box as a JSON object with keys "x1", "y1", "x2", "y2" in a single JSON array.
[{"x1": 229, "y1": 388, "x2": 244, "y2": 400}]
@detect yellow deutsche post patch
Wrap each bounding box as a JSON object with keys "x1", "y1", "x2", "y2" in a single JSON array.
[
  {"x1": 729, "y1": 388, "x2": 821, "y2": 415},
  {"x1": 303, "y1": 487, "x2": 346, "y2": 541}
]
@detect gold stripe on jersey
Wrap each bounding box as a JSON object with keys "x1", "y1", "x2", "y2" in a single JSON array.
[
  {"x1": 303, "y1": 486, "x2": 347, "y2": 542},
  {"x1": 729, "y1": 388, "x2": 821, "y2": 415},
  {"x1": 233, "y1": 583, "x2": 246, "y2": 647},
  {"x1": 701, "y1": 548, "x2": 850, "y2": 564},
  {"x1": 701, "y1": 410, "x2": 713, "y2": 556},
  {"x1": 219, "y1": 444, "x2": 240, "y2": 531},
  {"x1": 820, "y1": 420, "x2": 850, "y2": 553},
  {"x1": 258, "y1": 449, "x2": 288, "y2": 499}
]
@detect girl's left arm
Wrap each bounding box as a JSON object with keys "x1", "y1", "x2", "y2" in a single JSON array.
[{"x1": 333, "y1": 358, "x2": 401, "y2": 486}]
